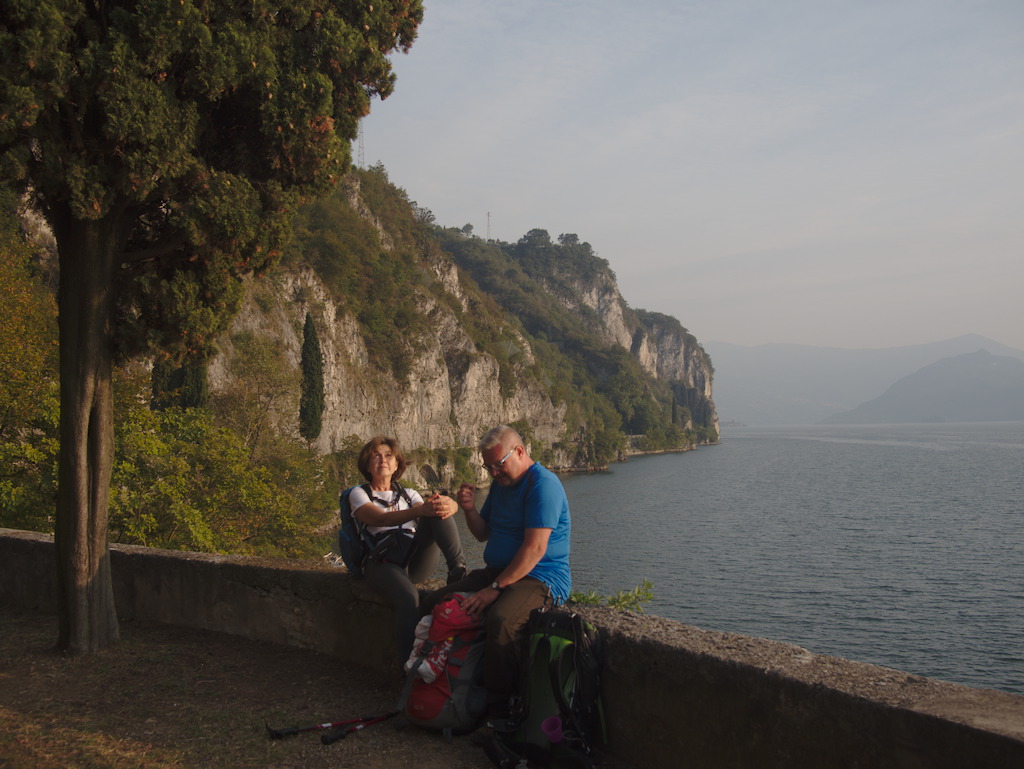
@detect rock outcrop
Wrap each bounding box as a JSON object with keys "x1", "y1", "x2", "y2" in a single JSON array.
[
  {"x1": 208, "y1": 265, "x2": 567, "y2": 459},
  {"x1": 207, "y1": 173, "x2": 717, "y2": 477}
]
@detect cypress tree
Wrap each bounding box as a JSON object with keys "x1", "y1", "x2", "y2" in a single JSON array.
[
  {"x1": 0, "y1": 0, "x2": 424, "y2": 651},
  {"x1": 299, "y1": 313, "x2": 325, "y2": 441}
]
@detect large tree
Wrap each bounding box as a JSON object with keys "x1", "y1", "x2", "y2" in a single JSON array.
[{"x1": 0, "y1": 0, "x2": 422, "y2": 653}]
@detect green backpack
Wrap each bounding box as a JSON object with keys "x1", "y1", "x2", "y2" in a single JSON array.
[{"x1": 487, "y1": 608, "x2": 606, "y2": 769}]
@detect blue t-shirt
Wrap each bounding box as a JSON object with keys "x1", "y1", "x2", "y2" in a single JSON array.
[{"x1": 480, "y1": 462, "x2": 571, "y2": 603}]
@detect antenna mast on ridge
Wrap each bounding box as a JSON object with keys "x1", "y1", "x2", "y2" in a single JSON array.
[{"x1": 487, "y1": 211, "x2": 491, "y2": 240}]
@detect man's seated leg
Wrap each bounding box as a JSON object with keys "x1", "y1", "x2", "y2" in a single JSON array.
[{"x1": 483, "y1": 577, "x2": 552, "y2": 717}]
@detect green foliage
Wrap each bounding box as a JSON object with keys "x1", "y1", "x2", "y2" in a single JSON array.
[
  {"x1": 151, "y1": 359, "x2": 210, "y2": 410},
  {"x1": 211, "y1": 331, "x2": 299, "y2": 460},
  {"x1": 634, "y1": 309, "x2": 702, "y2": 363},
  {"x1": 449, "y1": 447, "x2": 478, "y2": 487},
  {"x1": 570, "y1": 579, "x2": 655, "y2": 613},
  {"x1": 436, "y1": 220, "x2": 721, "y2": 457},
  {"x1": 1, "y1": 1, "x2": 423, "y2": 363},
  {"x1": 428, "y1": 235, "x2": 525, "y2": 397},
  {"x1": 696, "y1": 424, "x2": 720, "y2": 444},
  {"x1": 436, "y1": 226, "x2": 694, "y2": 463},
  {"x1": 286, "y1": 168, "x2": 432, "y2": 382},
  {"x1": 298, "y1": 313, "x2": 325, "y2": 440},
  {"x1": 1, "y1": 343, "x2": 331, "y2": 557},
  {"x1": 0, "y1": 381, "x2": 58, "y2": 533},
  {"x1": 1, "y1": 3, "x2": 425, "y2": 647},
  {"x1": 327, "y1": 434, "x2": 368, "y2": 492},
  {"x1": 110, "y1": 367, "x2": 329, "y2": 557},
  {"x1": 513, "y1": 228, "x2": 613, "y2": 286},
  {"x1": 0, "y1": 197, "x2": 59, "y2": 531},
  {"x1": 0, "y1": 190, "x2": 57, "y2": 437},
  {"x1": 0, "y1": 200, "x2": 334, "y2": 555}
]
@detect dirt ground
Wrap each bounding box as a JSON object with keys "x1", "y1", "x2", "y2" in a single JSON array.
[{"x1": 0, "y1": 606, "x2": 520, "y2": 769}]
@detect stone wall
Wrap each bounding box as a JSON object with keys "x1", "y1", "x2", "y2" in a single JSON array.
[
  {"x1": 2, "y1": 529, "x2": 1022, "y2": 768},
  {"x1": 0, "y1": 529, "x2": 398, "y2": 672}
]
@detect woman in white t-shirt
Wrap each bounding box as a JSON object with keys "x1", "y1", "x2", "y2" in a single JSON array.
[{"x1": 350, "y1": 436, "x2": 467, "y2": 662}]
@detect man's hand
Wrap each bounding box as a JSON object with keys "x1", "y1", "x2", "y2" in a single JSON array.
[
  {"x1": 461, "y1": 585, "x2": 501, "y2": 620},
  {"x1": 458, "y1": 482, "x2": 490, "y2": 541},
  {"x1": 456, "y1": 483, "x2": 477, "y2": 512}
]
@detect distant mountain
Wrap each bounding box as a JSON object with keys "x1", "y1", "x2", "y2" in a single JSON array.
[
  {"x1": 823, "y1": 350, "x2": 1024, "y2": 424},
  {"x1": 706, "y1": 335, "x2": 1024, "y2": 426}
]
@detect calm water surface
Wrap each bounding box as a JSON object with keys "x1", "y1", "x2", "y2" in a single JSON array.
[{"x1": 561, "y1": 422, "x2": 1024, "y2": 695}]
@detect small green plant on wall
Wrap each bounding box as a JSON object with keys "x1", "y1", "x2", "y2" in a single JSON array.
[{"x1": 570, "y1": 578, "x2": 654, "y2": 613}]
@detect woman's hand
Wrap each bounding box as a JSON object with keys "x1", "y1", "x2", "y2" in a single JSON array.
[{"x1": 428, "y1": 493, "x2": 457, "y2": 519}]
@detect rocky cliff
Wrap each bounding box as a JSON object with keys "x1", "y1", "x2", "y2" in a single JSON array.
[
  {"x1": 208, "y1": 264, "x2": 567, "y2": 458},
  {"x1": 206, "y1": 169, "x2": 717, "y2": 477},
  {"x1": 633, "y1": 310, "x2": 717, "y2": 431},
  {"x1": 521, "y1": 238, "x2": 716, "y2": 435}
]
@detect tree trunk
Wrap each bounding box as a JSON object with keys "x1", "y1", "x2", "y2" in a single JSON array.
[{"x1": 54, "y1": 215, "x2": 121, "y2": 654}]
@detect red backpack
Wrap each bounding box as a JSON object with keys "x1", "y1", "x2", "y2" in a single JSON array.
[{"x1": 399, "y1": 592, "x2": 487, "y2": 741}]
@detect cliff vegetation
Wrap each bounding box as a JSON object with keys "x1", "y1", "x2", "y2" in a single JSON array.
[{"x1": 0, "y1": 166, "x2": 716, "y2": 558}]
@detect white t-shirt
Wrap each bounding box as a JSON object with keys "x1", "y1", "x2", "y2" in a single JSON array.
[{"x1": 349, "y1": 485, "x2": 423, "y2": 537}]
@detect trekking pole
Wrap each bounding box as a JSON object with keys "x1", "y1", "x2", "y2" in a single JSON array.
[
  {"x1": 321, "y1": 710, "x2": 399, "y2": 745},
  {"x1": 266, "y1": 712, "x2": 389, "y2": 740}
]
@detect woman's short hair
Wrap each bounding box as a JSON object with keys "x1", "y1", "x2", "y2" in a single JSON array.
[{"x1": 357, "y1": 436, "x2": 407, "y2": 482}]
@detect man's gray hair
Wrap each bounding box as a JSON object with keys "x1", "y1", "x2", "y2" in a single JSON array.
[{"x1": 479, "y1": 425, "x2": 523, "y2": 453}]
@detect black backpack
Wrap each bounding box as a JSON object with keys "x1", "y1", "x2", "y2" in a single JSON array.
[
  {"x1": 487, "y1": 608, "x2": 606, "y2": 769},
  {"x1": 337, "y1": 482, "x2": 414, "y2": 578}
]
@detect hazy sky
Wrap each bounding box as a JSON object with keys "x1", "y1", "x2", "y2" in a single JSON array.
[{"x1": 361, "y1": 0, "x2": 1024, "y2": 351}]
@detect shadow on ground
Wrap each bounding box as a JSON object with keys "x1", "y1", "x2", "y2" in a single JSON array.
[{"x1": 0, "y1": 606, "x2": 500, "y2": 769}]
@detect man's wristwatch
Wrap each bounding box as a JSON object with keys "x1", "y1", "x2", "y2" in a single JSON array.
[{"x1": 490, "y1": 581, "x2": 505, "y2": 592}]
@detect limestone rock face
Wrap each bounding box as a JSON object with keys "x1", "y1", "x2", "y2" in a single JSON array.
[
  {"x1": 541, "y1": 264, "x2": 718, "y2": 436},
  {"x1": 207, "y1": 177, "x2": 716, "y2": 476},
  {"x1": 208, "y1": 266, "x2": 565, "y2": 461},
  {"x1": 634, "y1": 313, "x2": 718, "y2": 433}
]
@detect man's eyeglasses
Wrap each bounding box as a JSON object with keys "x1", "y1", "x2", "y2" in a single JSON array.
[{"x1": 482, "y1": 446, "x2": 515, "y2": 472}]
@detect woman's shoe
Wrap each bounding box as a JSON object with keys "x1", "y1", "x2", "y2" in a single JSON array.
[{"x1": 446, "y1": 564, "x2": 468, "y2": 584}]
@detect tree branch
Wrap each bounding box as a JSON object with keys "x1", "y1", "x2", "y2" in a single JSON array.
[{"x1": 119, "y1": 233, "x2": 190, "y2": 267}]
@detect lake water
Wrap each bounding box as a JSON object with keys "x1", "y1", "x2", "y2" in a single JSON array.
[{"x1": 559, "y1": 422, "x2": 1024, "y2": 695}]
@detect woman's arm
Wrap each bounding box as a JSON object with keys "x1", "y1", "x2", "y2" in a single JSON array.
[
  {"x1": 352, "y1": 488, "x2": 456, "y2": 527},
  {"x1": 352, "y1": 500, "x2": 424, "y2": 527}
]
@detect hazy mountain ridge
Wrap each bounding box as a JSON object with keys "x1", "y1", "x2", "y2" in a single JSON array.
[
  {"x1": 823, "y1": 349, "x2": 1024, "y2": 424},
  {"x1": 707, "y1": 335, "x2": 1024, "y2": 426}
]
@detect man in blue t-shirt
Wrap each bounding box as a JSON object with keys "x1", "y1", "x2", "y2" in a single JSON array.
[{"x1": 421, "y1": 424, "x2": 572, "y2": 720}]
